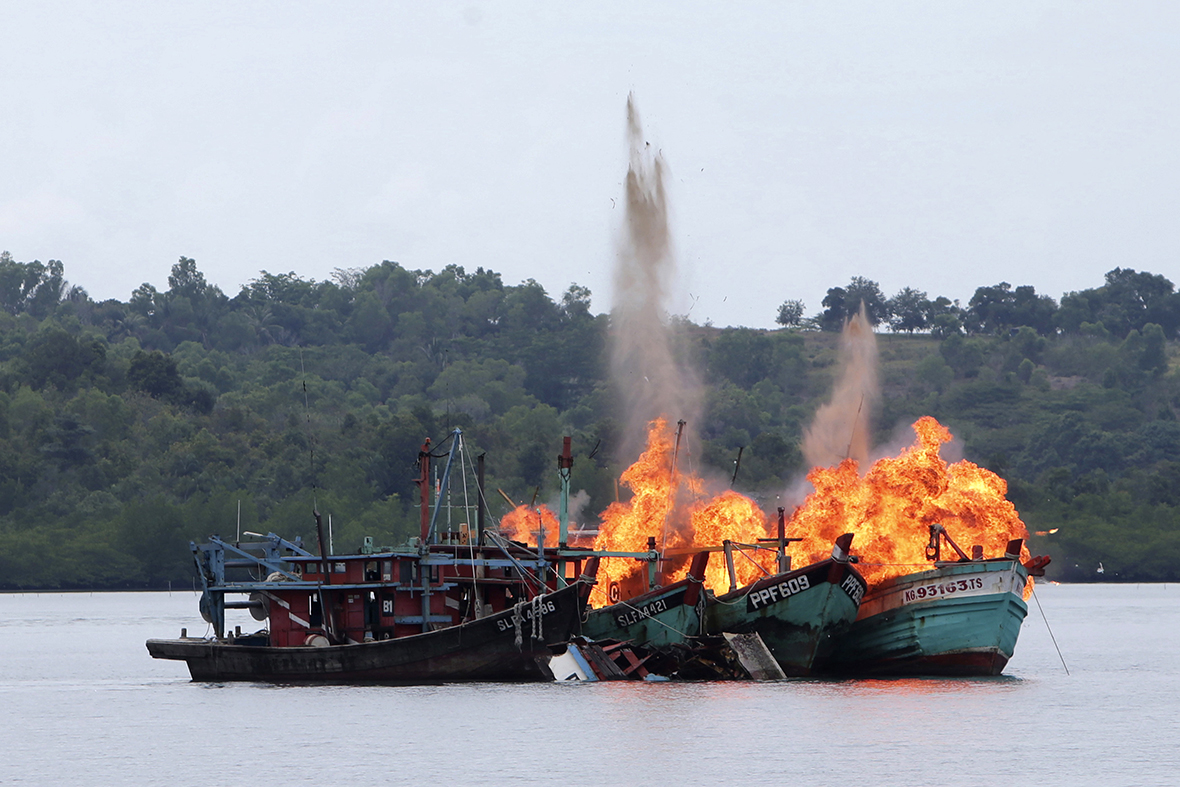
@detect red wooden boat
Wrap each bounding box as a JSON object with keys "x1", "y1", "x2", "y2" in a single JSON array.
[{"x1": 148, "y1": 429, "x2": 600, "y2": 683}]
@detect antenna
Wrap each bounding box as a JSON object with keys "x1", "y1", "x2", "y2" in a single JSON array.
[
  {"x1": 669, "y1": 419, "x2": 686, "y2": 485},
  {"x1": 299, "y1": 348, "x2": 319, "y2": 514},
  {"x1": 845, "y1": 394, "x2": 865, "y2": 461},
  {"x1": 730, "y1": 446, "x2": 745, "y2": 488},
  {"x1": 661, "y1": 419, "x2": 688, "y2": 568}
]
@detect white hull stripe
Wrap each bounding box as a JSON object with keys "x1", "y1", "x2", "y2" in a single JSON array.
[{"x1": 262, "y1": 591, "x2": 290, "y2": 610}]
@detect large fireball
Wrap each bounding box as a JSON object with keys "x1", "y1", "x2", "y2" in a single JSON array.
[{"x1": 788, "y1": 416, "x2": 1031, "y2": 588}]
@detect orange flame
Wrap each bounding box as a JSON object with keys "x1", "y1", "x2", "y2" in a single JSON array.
[
  {"x1": 500, "y1": 505, "x2": 559, "y2": 546},
  {"x1": 587, "y1": 415, "x2": 1032, "y2": 607},
  {"x1": 590, "y1": 418, "x2": 677, "y2": 605},
  {"x1": 589, "y1": 419, "x2": 774, "y2": 605},
  {"x1": 788, "y1": 416, "x2": 1031, "y2": 592},
  {"x1": 671, "y1": 490, "x2": 775, "y2": 592}
]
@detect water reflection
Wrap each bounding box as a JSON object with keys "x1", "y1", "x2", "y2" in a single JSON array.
[
  {"x1": 4, "y1": 587, "x2": 1179, "y2": 786},
  {"x1": 813, "y1": 674, "x2": 1025, "y2": 695}
]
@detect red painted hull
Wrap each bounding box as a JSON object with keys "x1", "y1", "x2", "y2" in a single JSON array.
[{"x1": 148, "y1": 583, "x2": 585, "y2": 684}]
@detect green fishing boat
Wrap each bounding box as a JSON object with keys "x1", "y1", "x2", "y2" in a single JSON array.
[
  {"x1": 826, "y1": 533, "x2": 1049, "y2": 676},
  {"x1": 704, "y1": 533, "x2": 867, "y2": 677},
  {"x1": 580, "y1": 551, "x2": 710, "y2": 649}
]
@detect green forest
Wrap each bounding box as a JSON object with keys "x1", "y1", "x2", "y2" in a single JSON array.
[{"x1": 2, "y1": 251, "x2": 1179, "y2": 588}]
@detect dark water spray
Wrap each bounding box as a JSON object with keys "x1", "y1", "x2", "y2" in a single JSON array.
[{"x1": 609, "y1": 94, "x2": 701, "y2": 459}]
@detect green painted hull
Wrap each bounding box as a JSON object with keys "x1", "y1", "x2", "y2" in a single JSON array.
[
  {"x1": 705, "y1": 559, "x2": 866, "y2": 677},
  {"x1": 828, "y1": 560, "x2": 1029, "y2": 676},
  {"x1": 581, "y1": 577, "x2": 705, "y2": 649}
]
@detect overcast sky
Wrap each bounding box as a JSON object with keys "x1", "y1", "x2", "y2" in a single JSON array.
[{"x1": 3, "y1": 2, "x2": 1178, "y2": 328}]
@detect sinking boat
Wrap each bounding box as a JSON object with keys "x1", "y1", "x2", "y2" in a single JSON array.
[
  {"x1": 147, "y1": 429, "x2": 598, "y2": 683},
  {"x1": 544, "y1": 437, "x2": 715, "y2": 657},
  {"x1": 825, "y1": 527, "x2": 1051, "y2": 676},
  {"x1": 579, "y1": 551, "x2": 711, "y2": 649},
  {"x1": 703, "y1": 533, "x2": 867, "y2": 677}
]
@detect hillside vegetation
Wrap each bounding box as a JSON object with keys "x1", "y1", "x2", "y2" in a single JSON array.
[{"x1": 1, "y1": 253, "x2": 1178, "y2": 587}]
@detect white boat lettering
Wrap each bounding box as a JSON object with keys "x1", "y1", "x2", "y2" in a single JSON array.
[
  {"x1": 841, "y1": 574, "x2": 866, "y2": 605},
  {"x1": 749, "y1": 574, "x2": 810, "y2": 610},
  {"x1": 495, "y1": 600, "x2": 558, "y2": 632},
  {"x1": 615, "y1": 597, "x2": 670, "y2": 628}
]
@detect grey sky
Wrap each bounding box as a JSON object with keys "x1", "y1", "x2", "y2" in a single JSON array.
[{"x1": 2, "y1": 2, "x2": 1177, "y2": 328}]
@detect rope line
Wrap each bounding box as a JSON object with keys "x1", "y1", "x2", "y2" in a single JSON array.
[
  {"x1": 483, "y1": 530, "x2": 545, "y2": 598},
  {"x1": 856, "y1": 561, "x2": 940, "y2": 567},
  {"x1": 457, "y1": 436, "x2": 481, "y2": 621},
  {"x1": 1031, "y1": 585, "x2": 1070, "y2": 675}
]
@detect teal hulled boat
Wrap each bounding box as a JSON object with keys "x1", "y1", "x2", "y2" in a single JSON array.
[
  {"x1": 581, "y1": 552, "x2": 710, "y2": 649},
  {"x1": 704, "y1": 534, "x2": 867, "y2": 677},
  {"x1": 826, "y1": 537, "x2": 1042, "y2": 677}
]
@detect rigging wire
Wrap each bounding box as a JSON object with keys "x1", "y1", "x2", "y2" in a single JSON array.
[
  {"x1": 457, "y1": 436, "x2": 481, "y2": 620},
  {"x1": 1031, "y1": 585, "x2": 1070, "y2": 675},
  {"x1": 483, "y1": 530, "x2": 545, "y2": 598},
  {"x1": 733, "y1": 543, "x2": 774, "y2": 578},
  {"x1": 684, "y1": 427, "x2": 699, "y2": 499},
  {"x1": 460, "y1": 456, "x2": 547, "y2": 600},
  {"x1": 425, "y1": 428, "x2": 459, "y2": 457}
]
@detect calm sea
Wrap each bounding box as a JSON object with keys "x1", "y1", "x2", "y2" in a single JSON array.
[{"x1": 1, "y1": 584, "x2": 1175, "y2": 786}]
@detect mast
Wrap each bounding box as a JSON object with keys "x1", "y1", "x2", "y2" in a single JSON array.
[
  {"x1": 659, "y1": 419, "x2": 687, "y2": 583},
  {"x1": 313, "y1": 508, "x2": 339, "y2": 644},
  {"x1": 777, "y1": 506, "x2": 789, "y2": 573},
  {"x1": 558, "y1": 436, "x2": 573, "y2": 546},
  {"x1": 416, "y1": 438, "x2": 432, "y2": 542},
  {"x1": 426, "y1": 428, "x2": 462, "y2": 544},
  {"x1": 669, "y1": 419, "x2": 686, "y2": 484}
]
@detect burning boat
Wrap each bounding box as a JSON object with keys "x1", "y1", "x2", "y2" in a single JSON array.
[
  {"x1": 508, "y1": 429, "x2": 870, "y2": 678},
  {"x1": 147, "y1": 430, "x2": 598, "y2": 683},
  {"x1": 505, "y1": 438, "x2": 715, "y2": 660},
  {"x1": 787, "y1": 416, "x2": 1050, "y2": 677},
  {"x1": 570, "y1": 420, "x2": 873, "y2": 677},
  {"x1": 580, "y1": 551, "x2": 711, "y2": 650},
  {"x1": 824, "y1": 528, "x2": 1050, "y2": 676},
  {"x1": 703, "y1": 532, "x2": 867, "y2": 676}
]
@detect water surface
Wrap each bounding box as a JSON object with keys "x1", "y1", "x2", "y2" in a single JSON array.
[{"x1": 1, "y1": 584, "x2": 1175, "y2": 786}]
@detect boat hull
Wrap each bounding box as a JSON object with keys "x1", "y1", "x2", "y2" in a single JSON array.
[
  {"x1": 705, "y1": 559, "x2": 866, "y2": 677},
  {"x1": 827, "y1": 560, "x2": 1030, "y2": 677},
  {"x1": 147, "y1": 583, "x2": 585, "y2": 684},
  {"x1": 581, "y1": 577, "x2": 705, "y2": 648}
]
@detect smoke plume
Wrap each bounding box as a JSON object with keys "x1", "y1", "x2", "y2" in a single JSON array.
[
  {"x1": 609, "y1": 94, "x2": 701, "y2": 458},
  {"x1": 801, "y1": 302, "x2": 880, "y2": 469}
]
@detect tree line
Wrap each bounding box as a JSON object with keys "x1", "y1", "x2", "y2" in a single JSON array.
[
  {"x1": 0, "y1": 250, "x2": 1177, "y2": 587},
  {"x1": 779, "y1": 268, "x2": 1180, "y2": 341}
]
